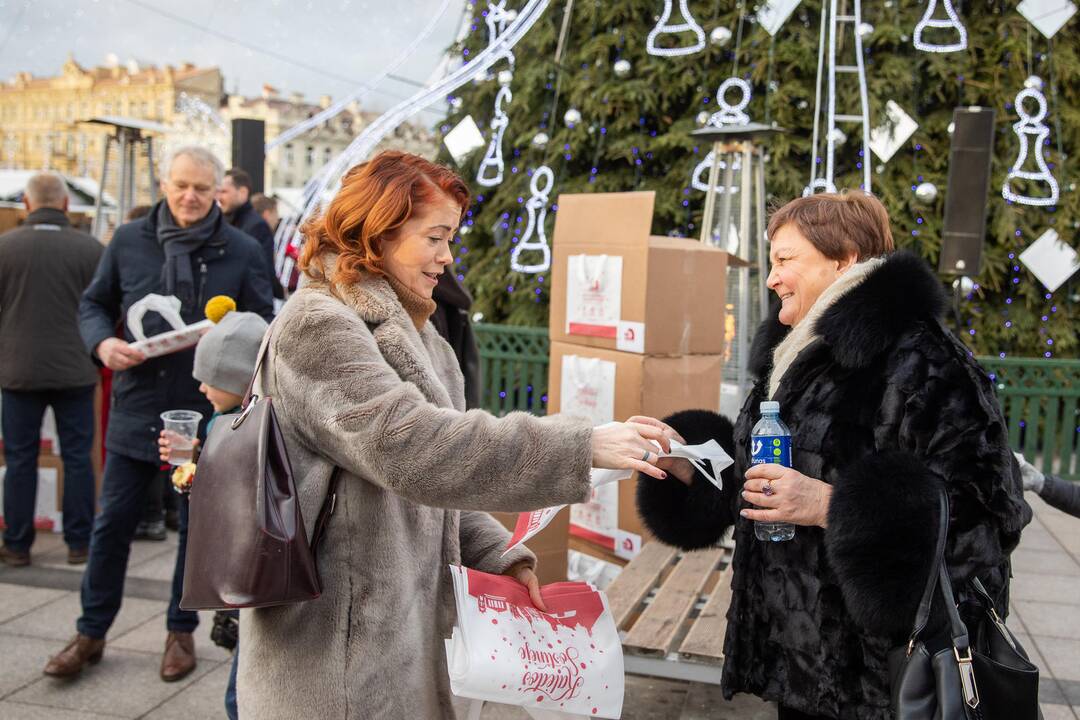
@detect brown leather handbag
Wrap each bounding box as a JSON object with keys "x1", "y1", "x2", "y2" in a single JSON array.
[{"x1": 180, "y1": 327, "x2": 340, "y2": 610}]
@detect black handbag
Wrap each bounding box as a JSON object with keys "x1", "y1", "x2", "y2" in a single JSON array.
[{"x1": 888, "y1": 492, "x2": 1039, "y2": 720}]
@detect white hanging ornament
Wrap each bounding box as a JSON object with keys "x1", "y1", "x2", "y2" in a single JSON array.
[
  {"x1": 532, "y1": 131, "x2": 550, "y2": 147},
  {"x1": 564, "y1": 107, "x2": 582, "y2": 127},
  {"x1": 485, "y1": 1, "x2": 518, "y2": 67},
  {"x1": 690, "y1": 78, "x2": 751, "y2": 194},
  {"x1": 709, "y1": 26, "x2": 733, "y2": 46},
  {"x1": 695, "y1": 110, "x2": 710, "y2": 127},
  {"x1": 613, "y1": 59, "x2": 632, "y2": 78},
  {"x1": 828, "y1": 127, "x2": 847, "y2": 145},
  {"x1": 497, "y1": 69, "x2": 514, "y2": 86},
  {"x1": 476, "y1": 86, "x2": 512, "y2": 188},
  {"x1": 913, "y1": 0, "x2": 968, "y2": 53},
  {"x1": 914, "y1": 182, "x2": 938, "y2": 203},
  {"x1": 646, "y1": 0, "x2": 706, "y2": 57},
  {"x1": 449, "y1": 97, "x2": 463, "y2": 110},
  {"x1": 858, "y1": 22, "x2": 874, "y2": 38},
  {"x1": 509, "y1": 166, "x2": 555, "y2": 274},
  {"x1": 1002, "y1": 78, "x2": 1060, "y2": 207}
]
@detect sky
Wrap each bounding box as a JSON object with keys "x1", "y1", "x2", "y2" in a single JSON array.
[{"x1": 0, "y1": 0, "x2": 468, "y2": 119}]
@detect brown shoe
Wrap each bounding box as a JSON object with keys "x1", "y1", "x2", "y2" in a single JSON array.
[
  {"x1": 67, "y1": 547, "x2": 89, "y2": 565},
  {"x1": 160, "y1": 631, "x2": 196, "y2": 682},
  {"x1": 43, "y1": 634, "x2": 105, "y2": 677},
  {"x1": 0, "y1": 545, "x2": 30, "y2": 567}
]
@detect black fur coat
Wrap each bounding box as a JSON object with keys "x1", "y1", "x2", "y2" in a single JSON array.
[{"x1": 636, "y1": 251, "x2": 1031, "y2": 719}]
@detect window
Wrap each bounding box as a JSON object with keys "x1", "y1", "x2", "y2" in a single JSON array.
[
  {"x1": 284, "y1": 143, "x2": 293, "y2": 167},
  {"x1": 323, "y1": 146, "x2": 332, "y2": 165},
  {"x1": 305, "y1": 146, "x2": 314, "y2": 166}
]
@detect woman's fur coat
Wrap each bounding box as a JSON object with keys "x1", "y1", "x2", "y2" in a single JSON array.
[
  {"x1": 237, "y1": 267, "x2": 593, "y2": 719},
  {"x1": 637, "y1": 251, "x2": 1031, "y2": 719}
]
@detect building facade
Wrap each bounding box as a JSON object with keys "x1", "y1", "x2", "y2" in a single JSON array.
[
  {"x1": 0, "y1": 55, "x2": 223, "y2": 177},
  {"x1": 221, "y1": 86, "x2": 436, "y2": 190}
]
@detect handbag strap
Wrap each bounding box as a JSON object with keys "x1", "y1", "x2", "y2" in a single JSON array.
[
  {"x1": 909, "y1": 491, "x2": 951, "y2": 645},
  {"x1": 240, "y1": 319, "x2": 277, "y2": 408}
]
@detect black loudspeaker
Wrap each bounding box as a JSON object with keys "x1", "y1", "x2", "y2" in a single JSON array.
[
  {"x1": 939, "y1": 107, "x2": 996, "y2": 275},
  {"x1": 230, "y1": 118, "x2": 266, "y2": 194}
]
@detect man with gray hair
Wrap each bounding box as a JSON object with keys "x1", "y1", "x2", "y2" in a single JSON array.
[
  {"x1": 42, "y1": 147, "x2": 273, "y2": 683},
  {"x1": 0, "y1": 172, "x2": 103, "y2": 568}
]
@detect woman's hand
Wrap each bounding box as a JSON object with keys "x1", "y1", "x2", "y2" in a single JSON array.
[
  {"x1": 158, "y1": 430, "x2": 199, "y2": 463},
  {"x1": 740, "y1": 464, "x2": 833, "y2": 528},
  {"x1": 626, "y1": 416, "x2": 695, "y2": 485},
  {"x1": 590, "y1": 419, "x2": 677, "y2": 480},
  {"x1": 504, "y1": 560, "x2": 547, "y2": 612}
]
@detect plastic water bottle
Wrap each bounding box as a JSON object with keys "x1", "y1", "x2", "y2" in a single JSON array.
[{"x1": 750, "y1": 401, "x2": 796, "y2": 542}]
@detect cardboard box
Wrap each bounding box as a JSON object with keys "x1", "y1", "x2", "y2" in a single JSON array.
[
  {"x1": 490, "y1": 507, "x2": 569, "y2": 585},
  {"x1": 547, "y1": 341, "x2": 722, "y2": 553},
  {"x1": 550, "y1": 190, "x2": 743, "y2": 356}
]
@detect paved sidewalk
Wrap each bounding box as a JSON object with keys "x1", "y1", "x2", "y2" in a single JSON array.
[{"x1": 0, "y1": 492, "x2": 1076, "y2": 719}]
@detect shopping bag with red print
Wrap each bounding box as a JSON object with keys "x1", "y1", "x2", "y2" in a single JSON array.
[{"x1": 445, "y1": 566, "x2": 624, "y2": 718}]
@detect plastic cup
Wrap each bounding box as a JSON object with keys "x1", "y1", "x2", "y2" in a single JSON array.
[{"x1": 160, "y1": 410, "x2": 203, "y2": 466}]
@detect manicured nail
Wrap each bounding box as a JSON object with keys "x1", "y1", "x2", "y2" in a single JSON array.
[
  {"x1": 661, "y1": 472, "x2": 668, "y2": 479},
  {"x1": 740, "y1": 510, "x2": 749, "y2": 517}
]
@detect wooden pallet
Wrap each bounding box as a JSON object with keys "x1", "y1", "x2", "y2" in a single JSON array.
[{"x1": 604, "y1": 541, "x2": 733, "y2": 684}]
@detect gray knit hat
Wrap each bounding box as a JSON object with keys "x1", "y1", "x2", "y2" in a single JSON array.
[{"x1": 193, "y1": 311, "x2": 269, "y2": 396}]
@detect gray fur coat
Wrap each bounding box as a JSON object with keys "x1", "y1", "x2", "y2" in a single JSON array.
[{"x1": 236, "y1": 267, "x2": 593, "y2": 719}]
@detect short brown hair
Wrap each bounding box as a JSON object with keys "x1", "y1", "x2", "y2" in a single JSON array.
[
  {"x1": 251, "y1": 193, "x2": 277, "y2": 214},
  {"x1": 224, "y1": 167, "x2": 253, "y2": 192},
  {"x1": 767, "y1": 190, "x2": 894, "y2": 262},
  {"x1": 299, "y1": 150, "x2": 469, "y2": 284}
]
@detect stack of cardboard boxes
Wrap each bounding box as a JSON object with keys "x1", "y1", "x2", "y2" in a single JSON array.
[{"x1": 544, "y1": 191, "x2": 737, "y2": 565}]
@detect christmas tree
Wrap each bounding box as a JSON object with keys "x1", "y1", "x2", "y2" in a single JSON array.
[{"x1": 440, "y1": 0, "x2": 1078, "y2": 358}]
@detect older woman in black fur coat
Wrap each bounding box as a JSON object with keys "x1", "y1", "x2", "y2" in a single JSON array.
[{"x1": 636, "y1": 191, "x2": 1031, "y2": 720}]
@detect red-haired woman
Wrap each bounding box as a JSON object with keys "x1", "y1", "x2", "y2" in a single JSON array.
[
  {"x1": 237, "y1": 151, "x2": 676, "y2": 718},
  {"x1": 637, "y1": 191, "x2": 1030, "y2": 719}
]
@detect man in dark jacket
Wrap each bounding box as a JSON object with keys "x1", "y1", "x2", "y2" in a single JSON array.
[
  {"x1": 0, "y1": 172, "x2": 104, "y2": 568},
  {"x1": 431, "y1": 271, "x2": 481, "y2": 409},
  {"x1": 217, "y1": 167, "x2": 283, "y2": 299},
  {"x1": 43, "y1": 146, "x2": 273, "y2": 684}
]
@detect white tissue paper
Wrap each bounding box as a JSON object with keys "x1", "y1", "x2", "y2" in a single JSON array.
[{"x1": 126, "y1": 294, "x2": 213, "y2": 358}]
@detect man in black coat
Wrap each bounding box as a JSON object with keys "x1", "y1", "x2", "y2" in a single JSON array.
[
  {"x1": 217, "y1": 167, "x2": 283, "y2": 299},
  {"x1": 43, "y1": 147, "x2": 273, "y2": 684},
  {"x1": 431, "y1": 271, "x2": 481, "y2": 409},
  {"x1": 0, "y1": 173, "x2": 104, "y2": 567}
]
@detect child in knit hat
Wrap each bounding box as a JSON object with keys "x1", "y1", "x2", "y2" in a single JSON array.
[{"x1": 157, "y1": 297, "x2": 267, "y2": 720}]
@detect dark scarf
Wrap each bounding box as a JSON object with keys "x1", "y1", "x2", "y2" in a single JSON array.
[{"x1": 155, "y1": 199, "x2": 226, "y2": 308}]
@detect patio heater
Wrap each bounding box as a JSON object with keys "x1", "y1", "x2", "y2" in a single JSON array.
[
  {"x1": 692, "y1": 121, "x2": 782, "y2": 418},
  {"x1": 82, "y1": 117, "x2": 168, "y2": 239}
]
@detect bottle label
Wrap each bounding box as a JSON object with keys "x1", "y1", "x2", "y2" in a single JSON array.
[{"x1": 750, "y1": 435, "x2": 792, "y2": 467}]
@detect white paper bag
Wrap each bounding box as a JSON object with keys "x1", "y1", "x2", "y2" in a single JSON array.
[
  {"x1": 446, "y1": 566, "x2": 624, "y2": 718},
  {"x1": 565, "y1": 255, "x2": 622, "y2": 339},
  {"x1": 126, "y1": 293, "x2": 213, "y2": 358}
]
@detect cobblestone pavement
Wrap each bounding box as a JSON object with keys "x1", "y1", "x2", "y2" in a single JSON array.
[{"x1": 0, "y1": 492, "x2": 1076, "y2": 718}]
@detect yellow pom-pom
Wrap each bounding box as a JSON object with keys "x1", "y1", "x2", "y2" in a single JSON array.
[{"x1": 204, "y1": 295, "x2": 236, "y2": 323}]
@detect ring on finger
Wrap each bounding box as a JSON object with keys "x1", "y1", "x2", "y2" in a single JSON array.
[
  {"x1": 641, "y1": 450, "x2": 651, "y2": 462},
  {"x1": 762, "y1": 481, "x2": 774, "y2": 496}
]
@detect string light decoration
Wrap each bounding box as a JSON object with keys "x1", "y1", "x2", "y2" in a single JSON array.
[
  {"x1": 509, "y1": 166, "x2": 555, "y2": 273},
  {"x1": 485, "y1": 0, "x2": 518, "y2": 68},
  {"x1": 476, "y1": 86, "x2": 513, "y2": 187},
  {"x1": 646, "y1": 0, "x2": 706, "y2": 57},
  {"x1": 912, "y1": 0, "x2": 968, "y2": 53},
  {"x1": 803, "y1": 0, "x2": 872, "y2": 196},
  {"x1": 689, "y1": 78, "x2": 752, "y2": 193},
  {"x1": 1002, "y1": 78, "x2": 1060, "y2": 207},
  {"x1": 274, "y1": 0, "x2": 553, "y2": 289}
]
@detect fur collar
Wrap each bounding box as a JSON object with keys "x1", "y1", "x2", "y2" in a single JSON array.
[
  {"x1": 768, "y1": 257, "x2": 885, "y2": 398},
  {"x1": 750, "y1": 250, "x2": 946, "y2": 382}
]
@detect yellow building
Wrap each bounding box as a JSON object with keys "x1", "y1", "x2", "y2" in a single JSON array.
[{"x1": 0, "y1": 55, "x2": 222, "y2": 176}]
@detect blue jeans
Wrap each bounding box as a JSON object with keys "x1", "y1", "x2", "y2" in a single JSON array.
[
  {"x1": 2, "y1": 386, "x2": 96, "y2": 552},
  {"x1": 76, "y1": 452, "x2": 197, "y2": 638},
  {"x1": 226, "y1": 646, "x2": 239, "y2": 720}
]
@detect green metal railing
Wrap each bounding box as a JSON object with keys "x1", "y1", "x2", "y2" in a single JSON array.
[
  {"x1": 474, "y1": 324, "x2": 1080, "y2": 480},
  {"x1": 977, "y1": 356, "x2": 1080, "y2": 480},
  {"x1": 475, "y1": 323, "x2": 550, "y2": 416}
]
